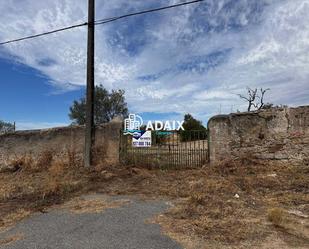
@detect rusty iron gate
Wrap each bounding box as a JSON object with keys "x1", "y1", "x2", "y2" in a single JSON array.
[{"x1": 119, "y1": 130, "x2": 208, "y2": 168}]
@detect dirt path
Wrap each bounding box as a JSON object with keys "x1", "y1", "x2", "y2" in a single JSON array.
[{"x1": 0, "y1": 194, "x2": 182, "y2": 249}]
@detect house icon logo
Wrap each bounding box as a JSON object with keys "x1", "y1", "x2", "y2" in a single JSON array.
[{"x1": 124, "y1": 114, "x2": 143, "y2": 131}]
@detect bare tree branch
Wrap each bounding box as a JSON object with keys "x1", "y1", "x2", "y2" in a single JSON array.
[
  {"x1": 237, "y1": 87, "x2": 271, "y2": 112},
  {"x1": 258, "y1": 88, "x2": 270, "y2": 110}
]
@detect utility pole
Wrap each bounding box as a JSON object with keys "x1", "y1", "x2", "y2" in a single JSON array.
[{"x1": 84, "y1": 0, "x2": 95, "y2": 167}]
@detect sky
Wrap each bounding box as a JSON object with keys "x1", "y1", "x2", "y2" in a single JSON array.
[{"x1": 0, "y1": 0, "x2": 309, "y2": 130}]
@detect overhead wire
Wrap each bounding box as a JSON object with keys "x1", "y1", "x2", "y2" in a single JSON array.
[
  {"x1": 95, "y1": 0, "x2": 205, "y2": 25},
  {"x1": 0, "y1": 0, "x2": 205, "y2": 46}
]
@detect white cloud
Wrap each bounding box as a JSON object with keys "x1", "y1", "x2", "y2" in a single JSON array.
[
  {"x1": 0, "y1": 0, "x2": 309, "y2": 123},
  {"x1": 16, "y1": 121, "x2": 68, "y2": 130}
]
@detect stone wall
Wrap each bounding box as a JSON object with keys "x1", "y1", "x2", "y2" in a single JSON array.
[
  {"x1": 0, "y1": 120, "x2": 122, "y2": 166},
  {"x1": 208, "y1": 106, "x2": 309, "y2": 165},
  {"x1": 2, "y1": 106, "x2": 309, "y2": 167}
]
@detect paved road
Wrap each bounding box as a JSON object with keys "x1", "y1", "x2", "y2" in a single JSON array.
[{"x1": 0, "y1": 195, "x2": 182, "y2": 249}]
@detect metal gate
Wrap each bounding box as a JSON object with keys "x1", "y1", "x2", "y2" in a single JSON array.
[{"x1": 119, "y1": 130, "x2": 208, "y2": 168}]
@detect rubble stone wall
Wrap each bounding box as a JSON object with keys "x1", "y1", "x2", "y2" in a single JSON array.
[
  {"x1": 208, "y1": 106, "x2": 309, "y2": 165},
  {"x1": 0, "y1": 120, "x2": 122, "y2": 166}
]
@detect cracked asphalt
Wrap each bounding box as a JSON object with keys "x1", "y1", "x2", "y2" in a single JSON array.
[{"x1": 0, "y1": 195, "x2": 182, "y2": 249}]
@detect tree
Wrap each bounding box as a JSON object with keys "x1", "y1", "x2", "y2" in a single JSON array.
[
  {"x1": 182, "y1": 114, "x2": 205, "y2": 131},
  {"x1": 180, "y1": 114, "x2": 207, "y2": 141},
  {"x1": 0, "y1": 120, "x2": 15, "y2": 134},
  {"x1": 69, "y1": 85, "x2": 128, "y2": 125},
  {"x1": 238, "y1": 87, "x2": 270, "y2": 111}
]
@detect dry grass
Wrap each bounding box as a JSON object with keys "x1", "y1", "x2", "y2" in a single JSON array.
[
  {"x1": 82, "y1": 159, "x2": 308, "y2": 247},
  {"x1": 0, "y1": 233, "x2": 24, "y2": 246},
  {"x1": 0, "y1": 150, "x2": 88, "y2": 231},
  {"x1": 267, "y1": 207, "x2": 309, "y2": 243},
  {"x1": 36, "y1": 150, "x2": 54, "y2": 169},
  {"x1": 268, "y1": 208, "x2": 285, "y2": 226},
  {"x1": 7, "y1": 155, "x2": 34, "y2": 172},
  {"x1": 0, "y1": 153, "x2": 308, "y2": 248},
  {"x1": 130, "y1": 159, "x2": 308, "y2": 248},
  {"x1": 62, "y1": 197, "x2": 130, "y2": 214},
  {"x1": 7, "y1": 150, "x2": 54, "y2": 173},
  {"x1": 48, "y1": 161, "x2": 65, "y2": 176},
  {"x1": 0, "y1": 209, "x2": 31, "y2": 232}
]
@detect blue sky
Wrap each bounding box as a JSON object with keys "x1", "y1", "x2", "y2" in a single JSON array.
[
  {"x1": 0, "y1": 0, "x2": 309, "y2": 130},
  {"x1": 0, "y1": 57, "x2": 83, "y2": 129}
]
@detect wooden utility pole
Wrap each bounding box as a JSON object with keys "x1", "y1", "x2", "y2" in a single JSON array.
[{"x1": 84, "y1": 0, "x2": 95, "y2": 167}]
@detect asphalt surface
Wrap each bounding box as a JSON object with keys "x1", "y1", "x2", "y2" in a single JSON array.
[{"x1": 0, "y1": 195, "x2": 182, "y2": 249}]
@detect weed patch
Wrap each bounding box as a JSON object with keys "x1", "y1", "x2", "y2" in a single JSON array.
[{"x1": 0, "y1": 155, "x2": 308, "y2": 248}]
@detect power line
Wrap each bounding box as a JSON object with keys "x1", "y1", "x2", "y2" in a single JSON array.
[
  {"x1": 0, "y1": 0, "x2": 205, "y2": 46},
  {"x1": 0, "y1": 22, "x2": 88, "y2": 45},
  {"x1": 95, "y1": 0, "x2": 205, "y2": 25}
]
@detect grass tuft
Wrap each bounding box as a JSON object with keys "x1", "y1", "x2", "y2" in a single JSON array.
[{"x1": 268, "y1": 208, "x2": 285, "y2": 227}]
